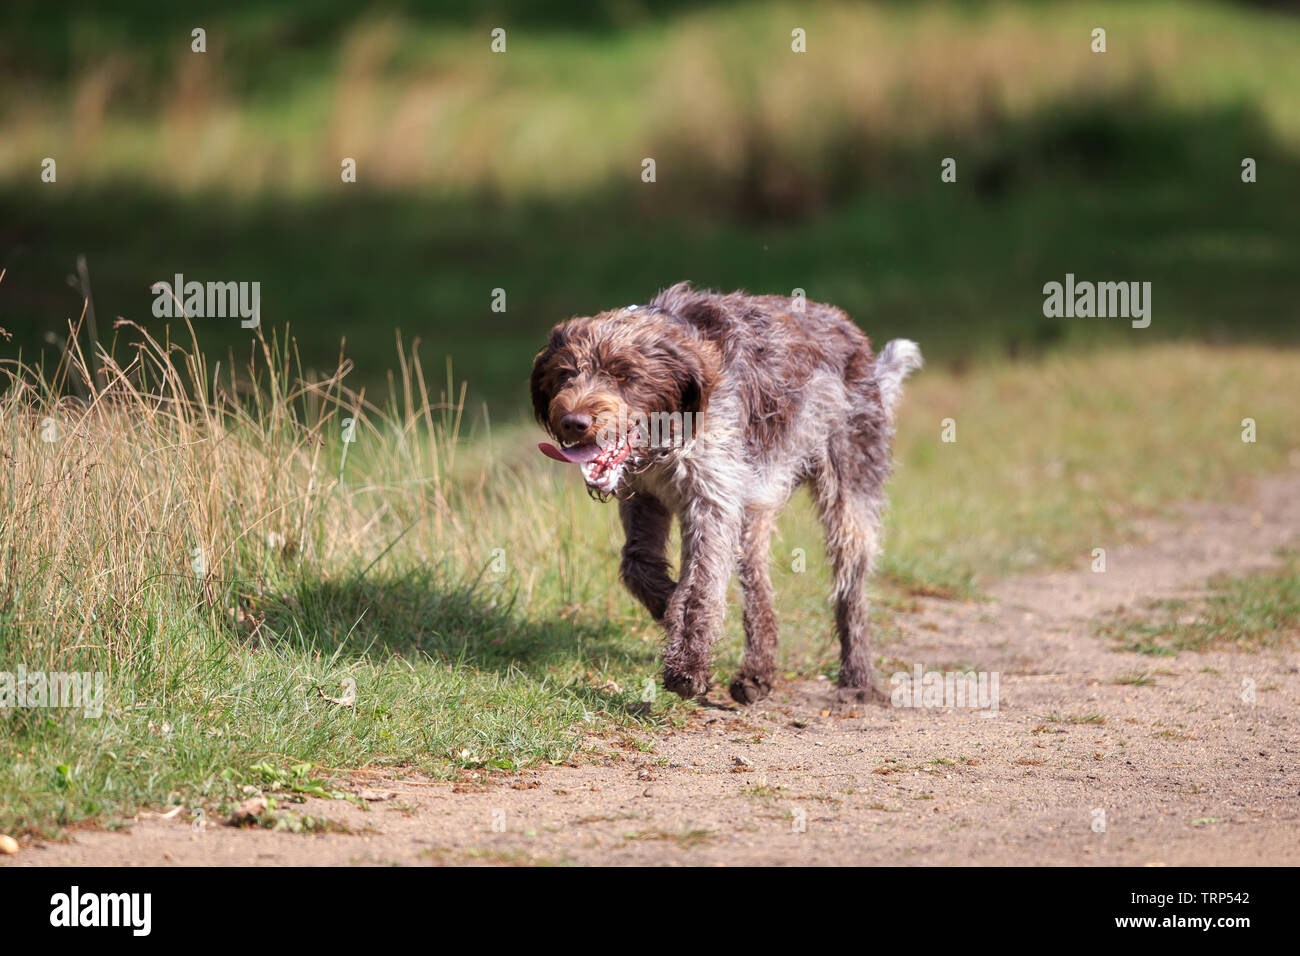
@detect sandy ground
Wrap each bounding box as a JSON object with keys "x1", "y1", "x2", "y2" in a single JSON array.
[{"x1": 8, "y1": 474, "x2": 1299, "y2": 866}]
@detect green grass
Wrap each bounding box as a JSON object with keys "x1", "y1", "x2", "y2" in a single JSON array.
[
  {"x1": 1099, "y1": 553, "x2": 1300, "y2": 655},
  {"x1": 0, "y1": 579, "x2": 688, "y2": 836}
]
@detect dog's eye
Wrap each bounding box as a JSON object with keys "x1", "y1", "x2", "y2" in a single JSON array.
[{"x1": 605, "y1": 363, "x2": 636, "y2": 385}]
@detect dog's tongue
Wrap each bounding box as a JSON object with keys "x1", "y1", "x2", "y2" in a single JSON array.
[{"x1": 538, "y1": 442, "x2": 601, "y2": 464}]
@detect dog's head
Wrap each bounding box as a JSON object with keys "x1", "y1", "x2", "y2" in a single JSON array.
[{"x1": 530, "y1": 306, "x2": 719, "y2": 495}]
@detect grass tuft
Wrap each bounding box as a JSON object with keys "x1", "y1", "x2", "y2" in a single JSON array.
[{"x1": 1098, "y1": 553, "x2": 1300, "y2": 655}]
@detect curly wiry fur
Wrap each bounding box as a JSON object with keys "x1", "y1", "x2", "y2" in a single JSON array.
[{"x1": 530, "y1": 282, "x2": 921, "y2": 703}]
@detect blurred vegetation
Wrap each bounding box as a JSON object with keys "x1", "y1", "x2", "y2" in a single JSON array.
[{"x1": 2, "y1": 0, "x2": 1298, "y2": 417}]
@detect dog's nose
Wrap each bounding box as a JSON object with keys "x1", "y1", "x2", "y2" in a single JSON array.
[{"x1": 559, "y1": 412, "x2": 593, "y2": 441}]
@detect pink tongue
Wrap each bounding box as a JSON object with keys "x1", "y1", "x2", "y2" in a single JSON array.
[{"x1": 538, "y1": 442, "x2": 601, "y2": 464}]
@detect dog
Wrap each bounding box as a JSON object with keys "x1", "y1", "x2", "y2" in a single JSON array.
[{"x1": 530, "y1": 282, "x2": 921, "y2": 704}]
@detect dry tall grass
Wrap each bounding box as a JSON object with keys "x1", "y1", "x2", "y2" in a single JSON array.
[{"x1": 0, "y1": 313, "x2": 477, "y2": 668}]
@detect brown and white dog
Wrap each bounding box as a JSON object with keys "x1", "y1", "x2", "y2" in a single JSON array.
[{"x1": 530, "y1": 282, "x2": 921, "y2": 704}]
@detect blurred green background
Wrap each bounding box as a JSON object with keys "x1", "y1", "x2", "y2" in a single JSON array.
[{"x1": 2, "y1": 0, "x2": 1298, "y2": 419}]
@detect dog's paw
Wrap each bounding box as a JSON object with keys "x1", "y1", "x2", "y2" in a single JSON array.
[
  {"x1": 728, "y1": 673, "x2": 773, "y2": 706},
  {"x1": 662, "y1": 667, "x2": 711, "y2": 701}
]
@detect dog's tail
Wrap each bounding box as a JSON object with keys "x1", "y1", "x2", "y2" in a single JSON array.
[{"x1": 875, "y1": 339, "x2": 923, "y2": 419}]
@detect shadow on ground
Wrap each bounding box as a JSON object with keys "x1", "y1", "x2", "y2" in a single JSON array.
[{"x1": 255, "y1": 564, "x2": 662, "y2": 720}]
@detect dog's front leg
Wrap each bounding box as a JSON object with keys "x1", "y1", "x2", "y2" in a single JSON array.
[
  {"x1": 661, "y1": 501, "x2": 741, "y2": 699},
  {"x1": 618, "y1": 495, "x2": 675, "y2": 622}
]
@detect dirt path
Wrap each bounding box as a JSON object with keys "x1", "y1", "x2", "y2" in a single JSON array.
[{"x1": 11, "y1": 474, "x2": 1300, "y2": 866}]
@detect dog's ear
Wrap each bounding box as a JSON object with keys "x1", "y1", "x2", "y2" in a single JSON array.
[
  {"x1": 530, "y1": 324, "x2": 568, "y2": 428},
  {"x1": 667, "y1": 334, "x2": 719, "y2": 417}
]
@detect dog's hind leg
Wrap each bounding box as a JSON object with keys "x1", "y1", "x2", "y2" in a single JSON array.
[
  {"x1": 619, "y1": 495, "x2": 676, "y2": 622},
  {"x1": 729, "y1": 506, "x2": 779, "y2": 704},
  {"x1": 813, "y1": 447, "x2": 890, "y2": 704}
]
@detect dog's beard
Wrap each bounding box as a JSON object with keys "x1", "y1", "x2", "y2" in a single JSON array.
[
  {"x1": 537, "y1": 426, "x2": 641, "y2": 497},
  {"x1": 579, "y1": 437, "x2": 635, "y2": 495}
]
